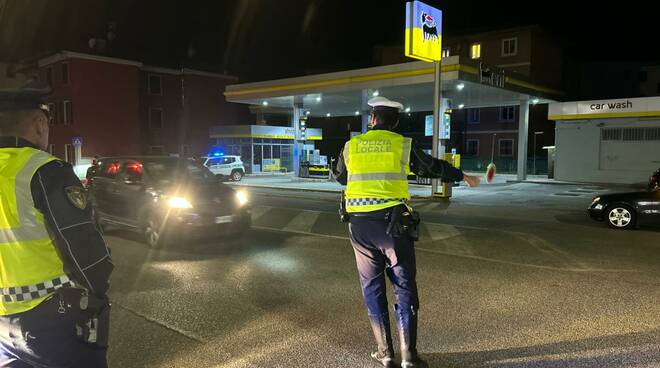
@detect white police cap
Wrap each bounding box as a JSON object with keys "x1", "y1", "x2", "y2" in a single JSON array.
[{"x1": 367, "y1": 96, "x2": 404, "y2": 111}]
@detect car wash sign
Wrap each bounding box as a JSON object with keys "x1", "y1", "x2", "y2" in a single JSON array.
[
  {"x1": 548, "y1": 96, "x2": 660, "y2": 120},
  {"x1": 405, "y1": 1, "x2": 442, "y2": 62}
]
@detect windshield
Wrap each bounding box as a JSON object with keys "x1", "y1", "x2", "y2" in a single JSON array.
[{"x1": 143, "y1": 159, "x2": 216, "y2": 184}]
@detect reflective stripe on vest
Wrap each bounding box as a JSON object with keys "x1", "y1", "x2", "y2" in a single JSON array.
[
  {"x1": 0, "y1": 147, "x2": 67, "y2": 315},
  {"x1": 346, "y1": 198, "x2": 408, "y2": 207},
  {"x1": 344, "y1": 130, "x2": 412, "y2": 213}
]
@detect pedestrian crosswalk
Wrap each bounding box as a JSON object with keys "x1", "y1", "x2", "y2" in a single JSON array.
[
  {"x1": 247, "y1": 205, "x2": 609, "y2": 272},
  {"x1": 250, "y1": 205, "x2": 461, "y2": 243}
]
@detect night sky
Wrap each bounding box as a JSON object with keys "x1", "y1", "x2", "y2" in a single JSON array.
[{"x1": 1, "y1": 0, "x2": 658, "y2": 82}]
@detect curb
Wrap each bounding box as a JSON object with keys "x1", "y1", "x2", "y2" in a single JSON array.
[{"x1": 506, "y1": 179, "x2": 584, "y2": 186}]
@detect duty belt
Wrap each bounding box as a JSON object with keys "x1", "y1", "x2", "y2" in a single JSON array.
[
  {"x1": 1, "y1": 275, "x2": 75, "y2": 302},
  {"x1": 345, "y1": 198, "x2": 408, "y2": 207}
]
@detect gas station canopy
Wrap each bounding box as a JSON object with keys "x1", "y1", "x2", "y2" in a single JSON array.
[{"x1": 224, "y1": 56, "x2": 563, "y2": 116}]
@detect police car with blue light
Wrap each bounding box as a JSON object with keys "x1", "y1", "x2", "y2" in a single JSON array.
[{"x1": 202, "y1": 152, "x2": 245, "y2": 181}]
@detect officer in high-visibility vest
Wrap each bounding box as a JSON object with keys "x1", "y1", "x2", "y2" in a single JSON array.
[
  {"x1": 0, "y1": 81, "x2": 113, "y2": 367},
  {"x1": 334, "y1": 97, "x2": 480, "y2": 368}
]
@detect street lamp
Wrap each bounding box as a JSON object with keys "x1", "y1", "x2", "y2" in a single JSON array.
[{"x1": 533, "y1": 131, "x2": 544, "y2": 175}]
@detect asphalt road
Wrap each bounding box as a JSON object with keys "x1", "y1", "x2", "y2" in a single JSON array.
[{"x1": 105, "y1": 183, "x2": 660, "y2": 368}]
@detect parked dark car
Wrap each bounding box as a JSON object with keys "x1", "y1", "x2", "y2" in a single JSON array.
[
  {"x1": 649, "y1": 167, "x2": 660, "y2": 191},
  {"x1": 588, "y1": 171, "x2": 660, "y2": 229},
  {"x1": 88, "y1": 156, "x2": 251, "y2": 246}
]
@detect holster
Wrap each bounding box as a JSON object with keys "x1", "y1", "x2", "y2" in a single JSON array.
[
  {"x1": 56, "y1": 288, "x2": 111, "y2": 347},
  {"x1": 386, "y1": 206, "x2": 420, "y2": 241}
]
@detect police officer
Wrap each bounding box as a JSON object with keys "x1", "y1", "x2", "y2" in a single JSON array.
[
  {"x1": 0, "y1": 81, "x2": 113, "y2": 367},
  {"x1": 334, "y1": 96, "x2": 479, "y2": 368}
]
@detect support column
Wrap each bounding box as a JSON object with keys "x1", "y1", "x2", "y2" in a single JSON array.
[
  {"x1": 292, "y1": 104, "x2": 304, "y2": 177},
  {"x1": 361, "y1": 114, "x2": 369, "y2": 133},
  {"x1": 517, "y1": 97, "x2": 530, "y2": 181},
  {"x1": 431, "y1": 61, "x2": 444, "y2": 196},
  {"x1": 361, "y1": 89, "x2": 370, "y2": 133}
]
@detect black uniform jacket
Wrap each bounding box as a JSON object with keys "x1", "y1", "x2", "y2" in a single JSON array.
[{"x1": 0, "y1": 137, "x2": 113, "y2": 297}]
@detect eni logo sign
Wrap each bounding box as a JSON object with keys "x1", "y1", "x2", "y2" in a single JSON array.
[
  {"x1": 405, "y1": 1, "x2": 442, "y2": 62},
  {"x1": 590, "y1": 100, "x2": 633, "y2": 110}
]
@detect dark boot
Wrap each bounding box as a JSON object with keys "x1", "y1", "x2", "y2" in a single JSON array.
[
  {"x1": 395, "y1": 304, "x2": 428, "y2": 368},
  {"x1": 368, "y1": 313, "x2": 395, "y2": 367}
]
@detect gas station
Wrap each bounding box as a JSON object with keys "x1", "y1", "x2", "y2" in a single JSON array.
[{"x1": 223, "y1": 2, "x2": 563, "y2": 196}]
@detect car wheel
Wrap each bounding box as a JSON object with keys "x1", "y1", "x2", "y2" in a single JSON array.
[
  {"x1": 606, "y1": 204, "x2": 636, "y2": 230},
  {"x1": 143, "y1": 213, "x2": 164, "y2": 247},
  {"x1": 231, "y1": 170, "x2": 243, "y2": 181}
]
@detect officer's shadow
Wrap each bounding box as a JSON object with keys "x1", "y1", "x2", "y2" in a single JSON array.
[{"x1": 422, "y1": 327, "x2": 660, "y2": 368}]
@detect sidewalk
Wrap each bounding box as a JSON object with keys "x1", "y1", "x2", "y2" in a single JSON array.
[{"x1": 227, "y1": 172, "x2": 577, "y2": 196}]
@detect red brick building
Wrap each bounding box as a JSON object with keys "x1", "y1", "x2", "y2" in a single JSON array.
[{"x1": 27, "y1": 51, "x2": 245, "y2": 163}]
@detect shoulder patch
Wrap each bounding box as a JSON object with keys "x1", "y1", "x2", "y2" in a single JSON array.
[{"x1": 65, "y1": 186, "x2": 88, "y2": 210}]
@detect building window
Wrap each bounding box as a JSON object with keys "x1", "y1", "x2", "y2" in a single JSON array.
[
  {"x1": 639, "y1": 71, "x2": 648, "y2": 82},
  {"x1": 63, "y1": 100, "x2": 72, "y2": 125},
  {"x1": 149, "y1": 108, "x2": 163, "y2": 129},
  {"x1": 148, "y1": 75, "x2": 162, "y2": 95},
  {"x1": 470, "y1": 43, "x2": 481, "y2": 59},
  {"x1": 467, "y1": 108, "x2": 480, "y2": 124},
  {"x1": 466, "y1": 139, "x2": 479, "y2": 156},
  {"x1": 45, "y1": 67, "x2": 53, "y2": 87},
  {"x1": 502, "y1": 38, "x2": 518, "y2": 57},
  {"x1": 499, "y1": 106, "x2": 515, "y2": 122},
  {"x1": 62, "y1": 62, "x2": 69, "y2": 84},
  {"x1": 499, "y1": 139, "x2": 514, "y2": 157},
  {"x1": 149, "y1": 146, "x2": 165, "y2": 155},
  {"x1": 47, "y1": 103, "x2": 56, "y2": 124},
  {"x1": 442, "y1": 48, "x2": 450, "y2": 58}
]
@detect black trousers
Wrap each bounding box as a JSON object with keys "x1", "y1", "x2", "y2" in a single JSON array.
[
  {"x1": 0, "y1": 295, "x2": 107, "y2": 368},
  {"x1": 348, "y1": 213, "x2": 420, "y2": 317}
]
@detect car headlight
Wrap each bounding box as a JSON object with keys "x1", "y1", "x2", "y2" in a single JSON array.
[
  {"x1": 590, "y1": 196, "x2": 603, "y2": 210},
  {"x1": 168, "y1": 196, "x2": 193, "y2": 209},
  {"x1": 236, "y1": 190, "x2": 249, "y2": 207}
]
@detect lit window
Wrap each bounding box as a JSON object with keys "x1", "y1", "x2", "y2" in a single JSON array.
[
  {"x1": 470, "y1": 43, "x2": 481, "y2": 59},
  {"x1": 442, "y1": 48, "x2": 450, "y2": 58}
]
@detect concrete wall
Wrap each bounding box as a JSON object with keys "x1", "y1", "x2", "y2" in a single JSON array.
[{"x1": 555, "y1": 119, "x2": 660, "y2": 184}]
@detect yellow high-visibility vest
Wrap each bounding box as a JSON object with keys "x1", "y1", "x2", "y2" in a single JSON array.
[
  {"x1": 344, "y1": 130, "x2": 412, "y2": 213},
  {"x1": 0, "y1": 147, "x2": 69, "y2": 315}
]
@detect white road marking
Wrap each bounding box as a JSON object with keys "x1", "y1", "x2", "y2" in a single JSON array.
[
  {"x1": 421, "y1": 223, "x2": 461, "y2": 242},
  {"x1": 282, "y1": 210, "x2": 321, "y2": 233},
  {"x1": 250, "y1": 206, "x2": 272, "y2": 222}
]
